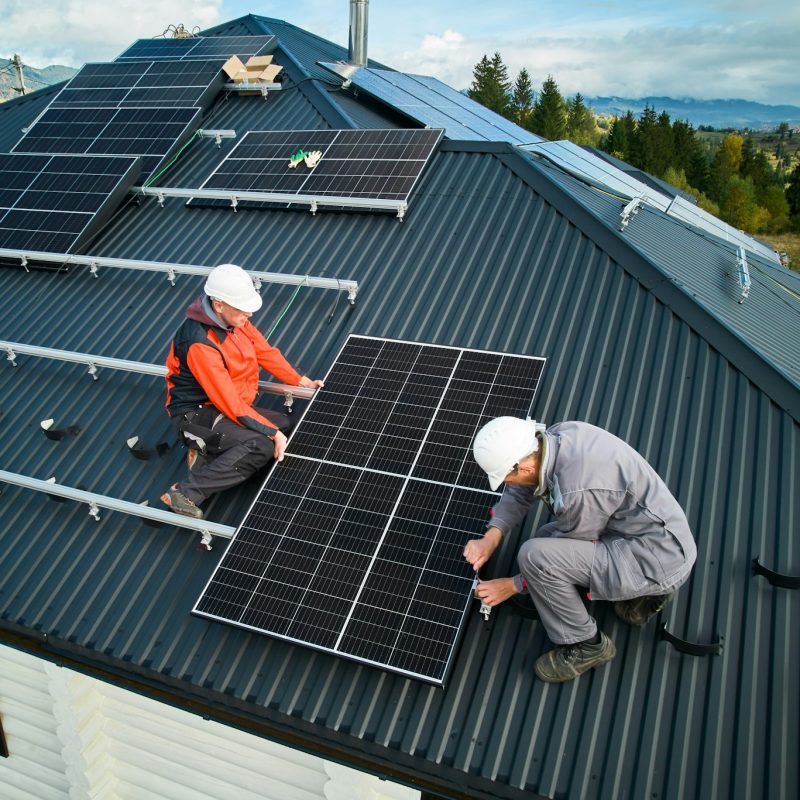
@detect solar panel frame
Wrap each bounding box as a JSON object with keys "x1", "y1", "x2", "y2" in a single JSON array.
[
  {"x1": 0, "y1": 152, "x2": 141, "y2": 253},
  {"x1": 11, "y1": 106, "x2": 203, "y2": 183},
  {"x1": 189, "y1": 128, "x2": 444, "y2": 211},
  {"x1": 194, "y1": 336, "x2": 546, "y2": 685},
  {"x1": 319, "y1": 64, "x2": 544, "y2": 146},
  {"x1": 115, "y1": 35, "x2": 276, "y2": 62}
]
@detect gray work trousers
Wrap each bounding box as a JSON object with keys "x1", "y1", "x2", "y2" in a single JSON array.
[
  {"x1": 171, "y1": 405, "x2": 292, "y2": 506},
  {"x1": 517, "y1": 537, "x2": 598, "y2": 645}
]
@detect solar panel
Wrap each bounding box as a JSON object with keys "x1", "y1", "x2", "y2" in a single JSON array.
[
  {"x1": 190, "y1": 128, "x2": 443, "y2": 211},
  {"x1": 12, "y1": 106, "x2": 203, "y2": 183},
  {"x1": 194, "y1": 336, "x2": 546, "y2": 684},
  {"x1": 116, "y1": 35, "x2": 276, "y2": 62},
  {"x1": 320, "y1": 64, "x2": 543, "y2": 146},
  {"x1": 49, "y1": 60, "x2": 224, "y2": 108},
  {"x1": 0, "y1": 153, "x2": 140, "y2": 253}
]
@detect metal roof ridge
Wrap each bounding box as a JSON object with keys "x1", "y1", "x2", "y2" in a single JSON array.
[{"x1": 499, "y1": 146, "x2": 800, "y2": 420}]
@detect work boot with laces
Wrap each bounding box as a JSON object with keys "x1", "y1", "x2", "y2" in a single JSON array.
[
  {"x1": 160, "y1": 484, "x2": 203, "y2": 519},
  {"x1": 534, "y1": 632, "x2": 616, "y2": 683},
  {"x1": 614, "y1": 593, "x2": 674, "y2": 626}
]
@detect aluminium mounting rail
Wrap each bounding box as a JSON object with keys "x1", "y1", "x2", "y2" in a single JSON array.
[
  {"x1": 0, "y1": 469, "x2": 234, "y2": 549},
  {"x1": 133, "y1": 185, "x2": 409, "y2": 219},
  {"x1": 0, "y1": 248, "x2": 359, "y2": 303},
  {"x1": 0, "y1": 340, "x2": 316, "y2": 404}
]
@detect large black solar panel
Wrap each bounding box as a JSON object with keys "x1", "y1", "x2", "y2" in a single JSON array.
[
  {"x1": 49, "y1": 60, "x2": 224, "y2": 108},
  {"x1": 194, "y1": 337, "x2": 545, "y2": 684},
  {"x1": 12, "y1": 106, "x2": 202, "y2": 183},
  {"x1": 320, "y1": 64, "x2": 544, "y2": 146},
  {"x1": 0, "y1": 153, "x2": 140, "y2": 253},
  {"x1": 190, "y1": 128, "x2": 443, "y2": 209},
  {"x1": 116, "y1": 35, "x2": 275, "y2": 62}
]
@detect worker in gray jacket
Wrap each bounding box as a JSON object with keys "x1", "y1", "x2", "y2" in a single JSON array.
[{"x1": 464, "y1": 418, "x2": 696, "y2": 683}]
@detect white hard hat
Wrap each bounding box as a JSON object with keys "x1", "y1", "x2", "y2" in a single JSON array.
[
  {"x1": 204, "y1": 263, "x2": 262, "y2": 313},
  {"x1": 473, "y1": 416, "x2": 545, "y2": 491}
]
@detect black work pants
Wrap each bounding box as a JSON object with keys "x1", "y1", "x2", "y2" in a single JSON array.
[{"x1": 171, "y1": 405, "x2": 292, "y2": 506}]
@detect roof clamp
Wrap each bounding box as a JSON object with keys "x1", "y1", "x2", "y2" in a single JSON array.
[
  {"x1": 260, "y1": 86, "x2": 270, "y2": 101},
  {"x1": 737, "y1": 246, "x2": 751, "y2": 303},
  {"x1": 396, "y1": 203, "x2": 407, "y2": 222},
  {"x1": 199, "y1": 530, "x2": 214, "y2": 551},
  {"x1": 156, "y1": 191, "x2": 166, "y2": 208},
  {"x1": 230, "y1": 195, "x2": 238, "y2": 213},
  {"x1": 166, "y1": 267, "x2": 176, "y2": 287},
  {"x1": 283, "y1": 391, "x2": 295, "y2": 413},
  {"x1": 20, "y1": 255, "x2": 29, "y2": 273},
  {"x1": 5, "y1": 346, "x2": 17, "y2": 367},
  {"x1": 479, "y1": 600, "x2": 492, "y2": 621},
  {"x1": 89, "y1": 261, "x2": 99, "y2": 279},
  {"x1": 345, "y1": 281, "x2": 357, "y2": 306},
  {"x1": 88, "y1": 502, "x2": 101, "y2": 522},
  {"x1": 253, "y1": 276, "x2": 262, "y2": 292},
  {"x1": 87, "y1": 362, "x2": 98, "y2": 381},
  {"x1": 309, "y1": 199, "x2": 318, "y2": 216},
  {"x1": 619, "y1": 195, "x2": 645, "y2": 231}
]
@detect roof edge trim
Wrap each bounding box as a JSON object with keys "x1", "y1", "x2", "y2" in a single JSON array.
[{"x1": 499, "y1": 148, "x2": 800, "y2": 421}]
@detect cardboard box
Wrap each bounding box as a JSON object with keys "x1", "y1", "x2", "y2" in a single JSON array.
[
  {"x1": 222, "y1": 55, "x2": 245, "y2": 81},
  {"x1": 245, "y1": 55, "x2": 274, "y2": 69}
]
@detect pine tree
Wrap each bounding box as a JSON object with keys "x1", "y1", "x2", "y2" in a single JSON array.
[
  {"x1": 652, "y1": 110, "x2": 674, "y2": 177},
  {"x1": 566, "y1": 93, "x2": 597, "y2": 145},
  {"x1": 530, "y1": 75, "x2": 566, "y2": 141},
  {"x1": 602, "y1": 111, "x2": 636, "y2": 161},
  {"x1": 510, "y1": 68, "x2": 534, "y2": 130},
  {"x1": 786, "y1": 164, "x2": 800, "y2": 221},
  {"x1": 631, "y1": 105, "x2": 658, "y2": 173},
  {"x1": 468, "y1": 52, "x2": 510, "y2": 116}
]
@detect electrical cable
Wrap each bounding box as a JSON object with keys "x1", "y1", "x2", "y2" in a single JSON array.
[{"x1": 265, "y1": 283, "x2": 304, "y2": 340}]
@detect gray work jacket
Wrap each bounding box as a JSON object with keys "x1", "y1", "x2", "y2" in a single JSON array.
[{"x1": 491, "y1": 421, "x2": 697, "y2": 601}]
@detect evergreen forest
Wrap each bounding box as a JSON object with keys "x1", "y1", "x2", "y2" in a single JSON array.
[{"x1": 468, "y1": 53, "x2": 800, "y2": 254}]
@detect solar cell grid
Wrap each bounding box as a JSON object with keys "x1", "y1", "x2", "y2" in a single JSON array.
[
  {"x1": 194, "y1": 336, "x2": 545, "y2": 684},
  {"x1": 12, "y1": 106, "x2": 202, "y2": 181},
  {"x1": 191, "y1": 128, "x2": 443, "y2": 209},
  {"x1": 116, "y1": 35, "x2": 275, "y2": 62},
  {"x1": 0, "y1": 153, "x2": 140, "y2": 253}
]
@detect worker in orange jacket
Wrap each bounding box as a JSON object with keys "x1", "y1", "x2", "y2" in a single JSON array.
[{"x1": 161, "y1": 263, "x2": 323, "y2": 519}]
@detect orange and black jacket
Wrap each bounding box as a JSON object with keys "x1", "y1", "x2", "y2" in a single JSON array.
[{"x1": 165, "y1": 296, "x2": 301, "y2": 436}]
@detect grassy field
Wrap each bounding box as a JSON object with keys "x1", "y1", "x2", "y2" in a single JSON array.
[{"x1": 760, "y1": 232, "x2": 800, "y2": 272}]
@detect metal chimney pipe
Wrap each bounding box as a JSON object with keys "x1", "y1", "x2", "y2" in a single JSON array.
[{"x1": 348, "y1": 0, "x2": 369, "y2": 66}]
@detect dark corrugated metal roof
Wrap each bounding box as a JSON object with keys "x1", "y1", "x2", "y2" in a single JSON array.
[{"x1": 1, "y1": 16, "x2": 798, "y2": 800}]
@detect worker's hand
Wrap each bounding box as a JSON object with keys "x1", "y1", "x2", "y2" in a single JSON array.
[
  {"x1": 463, "y1": 527, "x2": 503, "y2": 571},
  {"x1": 272, "y1": 430, "x2": 288, "y2": 461},
  {"x1": 299, "y1": 375, "x2": 325, "y2": 389},
  {"x1": 475, "y1": 578, "x2": 518, "y2": 607}
]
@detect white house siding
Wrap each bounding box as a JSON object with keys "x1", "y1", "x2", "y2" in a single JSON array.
[{"x1": 0, "y1": 645, "x2": 420, "y2": 800}]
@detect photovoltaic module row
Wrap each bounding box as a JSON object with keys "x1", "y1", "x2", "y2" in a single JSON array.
[
  {"x1": 12, "y1": 106, "x2": 203, "y2": 183},
  {"x1": 115, "y1": 35, "x2": 276, "y2": 62},
  {"x1": 320, "y1": 63, "x2": 544, "y2": 146},
  {"x1": 194, "y1": 337, "x2": 546, "y2": 684},
  {"x1": 189, "y1": 128, "x2": 443, "y2": 208},
  {"x1": 0, "y1": 153, "x2": 140, "y2": 253},
  {"x1": 49, "y1": 60, "x2": 225, "y2": 108}
]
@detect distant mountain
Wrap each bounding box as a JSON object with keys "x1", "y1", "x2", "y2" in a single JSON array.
[
  {"x1": 584, "y1": 96, "x2": 800, "y2": 130},
  {"x1": 0, "y1": 60, "x2": 76, "y2": 102}
]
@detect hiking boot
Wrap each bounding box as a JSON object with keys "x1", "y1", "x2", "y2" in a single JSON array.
[
  {"x1": 614, "y1": 593, "x2": 673, "y2": 626},
  {"x1": 186, "y1": 448, "x2": 207, "y2": 472},
  {"x1": 534, "y1": 632, "x2": 616, "y2": 683},
  {"x1": 161, "y1": 484, "x2": 203, "y2": 519}
]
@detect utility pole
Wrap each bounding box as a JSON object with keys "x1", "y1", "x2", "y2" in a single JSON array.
[{"x1": 12, "y1": 54, "x2": 26, "y2": 95}]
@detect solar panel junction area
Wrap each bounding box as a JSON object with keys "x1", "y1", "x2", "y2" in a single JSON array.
[
  {"x1": 189, "y1": 128, "x2": 443, "y2": 215},
  {"x1": 0, "y1": 152, "x2": 141, "y2": 253},
  {"x1": 194, "y1": 336, "x2": 546, "y2": 684}
]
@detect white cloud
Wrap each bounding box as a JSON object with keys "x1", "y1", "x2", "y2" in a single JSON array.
[
  {"x1": 1, "y1": 0, "x2": 222, "y2": 67},
  {"x1": 377, "y1": 18, "x2": 800, "y2": 105}
]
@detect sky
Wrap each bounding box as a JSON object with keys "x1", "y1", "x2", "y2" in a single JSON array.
[{"x1": 2, "y1": 0, "x2": 799, "y2": 105}]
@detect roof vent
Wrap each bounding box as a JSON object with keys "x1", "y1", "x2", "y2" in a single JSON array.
[{"x1": 348, "y1": 0, "x2": 369, "y2": 66}]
